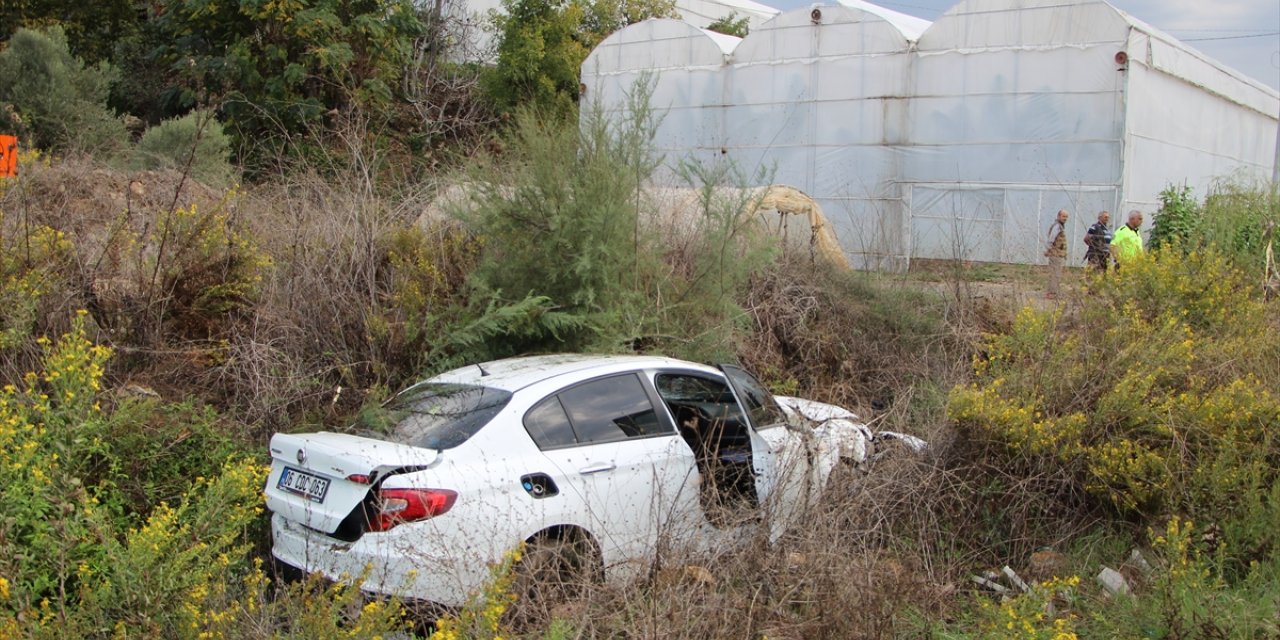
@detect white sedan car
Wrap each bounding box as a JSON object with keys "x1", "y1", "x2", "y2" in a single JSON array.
[{"x1": 265, "y1": 355, "x2": 921, "y2": 605}]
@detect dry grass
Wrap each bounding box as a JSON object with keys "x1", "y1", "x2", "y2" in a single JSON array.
[{"x1": 5, "y1": 155, "x2": 1125, "y2": 639}]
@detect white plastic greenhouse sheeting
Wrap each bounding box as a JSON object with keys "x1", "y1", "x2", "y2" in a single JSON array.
[
  {"x1": 582, "y1": 0, "x2": 1280, "y2": 268},
  {"x1": 906, "y1": 0, "x2": 1134, "y2": 264},
  {"x1": 836, "y1": 0, "x2": 930, "y2": 40},
  {"x1": 585, "y1": 7, "x2": 922, "y2": 269},
  {"x1": 678, "y1": 0, "x2": 779, "y2": 30}
]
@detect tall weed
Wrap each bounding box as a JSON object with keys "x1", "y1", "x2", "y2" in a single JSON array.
[{"x1": 1149, "y1": 180, "x2": 1279, "y2": 276}]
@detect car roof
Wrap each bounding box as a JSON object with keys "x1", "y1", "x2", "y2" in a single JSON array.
[{"x1": 425, "y1": 354, "x2": 720, "y2": 392}]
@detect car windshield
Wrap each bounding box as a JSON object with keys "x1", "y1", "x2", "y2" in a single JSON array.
[{"x1": 373, "y1": 384, "x2": 512, "y2": 450}]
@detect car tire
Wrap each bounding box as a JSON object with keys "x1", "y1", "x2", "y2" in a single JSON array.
[{"x1": 511, "y1": 527, "x2": 601, "y2": 624}]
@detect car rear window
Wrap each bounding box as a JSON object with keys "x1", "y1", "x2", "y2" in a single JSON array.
[{"x1": 376, "y1": 384, "x2": 512, "y2": 450}]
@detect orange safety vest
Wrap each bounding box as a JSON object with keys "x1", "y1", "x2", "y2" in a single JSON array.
[{"x1": 0, "y1": 135, "x2": 17, "y2": 178}]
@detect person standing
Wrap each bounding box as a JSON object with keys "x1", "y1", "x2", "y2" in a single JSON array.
[
  {"x1": 1044, "y1": 209, "x2": 1068, "y2": 298},
  {"x1": 1112, "y1": 210, "x2": 1144, "y2": 270},
  {"x1": 1084, "y1": 210, "x2": 1113, "y2": 272}
]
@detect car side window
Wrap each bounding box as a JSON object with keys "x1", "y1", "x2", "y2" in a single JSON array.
[
  {"x1": 557, "y1": 374, "x2": 666, "y2": 444},
  {"x1": 523, "y1": 396, "x2": 578, "y2": 449},
  {"x1": 720, "y1": 365, "x2": 787, "y2": 429}
]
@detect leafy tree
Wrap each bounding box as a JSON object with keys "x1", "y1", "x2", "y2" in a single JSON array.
[
  {"x1": 484, "y1": 0, "x2": 675, "y2": 114},
  {"x1": 705, "y1": 11, "x2": 749, "y2": 38},
  {"x1": 484, "y1": 0, "x2": 590, "y2": 114},
  {"x1": 580, "y1": 0, "x2": 678, "y2": 49},
  {"x1": 153, "y1": 0, "x2": 424, "y2": 171},
  {"x1": 0, "y1": 0, "x2": 141, "y2": 64},
  {"x1": 0, "y1": 27, "x2": 127, "y2": 154}
]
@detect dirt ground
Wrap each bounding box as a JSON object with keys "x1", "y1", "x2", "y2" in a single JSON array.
[{"x1": 906, "y1": 258, "x2": 1094, "y2": 311}]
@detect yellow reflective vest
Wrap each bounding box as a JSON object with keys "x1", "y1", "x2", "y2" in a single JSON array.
[{"x1": 1112, "y1": 225, "x2": 1143, "y2": 265}]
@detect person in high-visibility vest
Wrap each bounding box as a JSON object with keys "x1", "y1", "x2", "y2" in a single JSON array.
[{"x1": 1112, "y1": 210, "x2": 1144, "y2": 269}]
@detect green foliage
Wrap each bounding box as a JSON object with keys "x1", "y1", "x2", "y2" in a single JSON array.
[
  {"x1": 1081, "y1": 519, "x2": 1279, "y2": 638},
  {"x1": 97, "y1": 195, "x2": 270, "y2": 346},
  {"x1": 461, "y1": 82, "x2": 774, "y2": 358},
  {"x1": 949, "y1": 247, "x2": 1280, "y2": 565},
  {"x1": 946, "y1": 576, "x2": 1082, "y2": 640},
  {"x1": 579, "y1": 0, "x2": 679, "y2": 47},
  {"x1": 435, "y1": 294, "x2": 593, "y2": 365},
  {"x1": 1199, "y1": 180, "x2": 1279, "y2": 271},
  {"x1": 133, "y1": 110, "x2": 237, "y2": 188},
  {"x1": 485, "y1": 0, "x2": 590, "y2": 114},
  {"x1": 0, "y1": 0, "x2": 140, "y2": 64},
  {"x1": 460, "y1": 91, "x2": 662, "y2": 350},
  {"x1": 0, "y1": 319, "x2": 410, "y2": 639},
  {"x1": 1148, "y1": 181, "x2": 1280, "y2": 277},
  {"x1": 0, "y1": 27, "x2": 127, "y2": 154},
  {"x1": 485, "y1": 0, "x2": 675, "y2": 113},
  {"x1": 1148, "y1": 184, "x2": 1200, "y2": 251},
  {"x1": 153, "y1": 0, "x2": 424, "y2": 172},
  {"x1": 0, "y1": 220, "x2": 73, "y2": 350},
  {"x1": 937, "y1": 520, "x2": 1279, "y2": 639},
  {"x1": 705, "y1": 11, "x2": 750, "y2": 37}
]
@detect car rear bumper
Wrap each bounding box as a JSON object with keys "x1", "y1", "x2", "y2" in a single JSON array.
[{"x1": 270, "y1": 513, "x2": 487, "y2": 606}]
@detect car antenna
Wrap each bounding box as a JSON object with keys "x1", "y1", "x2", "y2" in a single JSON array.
[{"x1": 476, "y1": 362, "x2": 490, "y2": 377}]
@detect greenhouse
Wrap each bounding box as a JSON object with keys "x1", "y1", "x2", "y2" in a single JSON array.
[{"x1": 581, "y1": 0, "x2": 1280, "y2": 268}]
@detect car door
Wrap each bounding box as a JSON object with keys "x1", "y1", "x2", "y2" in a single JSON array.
[
  {"x1": 719, "y1": 364, "x2": 815, "y2": 540},
  {"x1": 524, "y1": 372, "x2": 702, "y2": 574}
]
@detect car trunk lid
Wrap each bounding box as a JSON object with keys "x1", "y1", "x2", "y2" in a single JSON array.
[{"x1": 265, "y1": 432, "x2": 439, "y2": 535}]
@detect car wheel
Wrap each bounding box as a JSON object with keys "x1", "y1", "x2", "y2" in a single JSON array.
[{"x1": 511, "y1": 528, "x2": 601, "y2": 624}]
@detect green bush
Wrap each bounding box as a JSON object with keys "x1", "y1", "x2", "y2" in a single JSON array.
[
  {"x1": 132, "y1": 110, "x2": 237, "y2": 188},
  {"x1": 152, "y1": 0, "x2": 424, "y2": 174},
  {"x1": 1147, "y1": 184, "x2": 1200, "y2": 251},
  {"x1": 457, "y1": 85, "x2": 774, "y2": 360},
  {"x1": 0, "y1": 318, "x2": 411, "y2": 639},
  {"x1": 1148, "y1": 181, "x2": 1278, "y2": 276},
  {"x1": 1199, "y1": 180, "x2": 1279, "y2": 271},
  {"x1": 1080, "y1": 519, "x2": 1280, "y2": 638},
  {"x1": 0, "y1": 27, "x2": 127, "y2": 154},
  {"x1": 484, "y1": 0, "x2": 675, "y2": 113},
  {"x1": 949, "y1": 247, "x2": 1280, "y2": 565}
]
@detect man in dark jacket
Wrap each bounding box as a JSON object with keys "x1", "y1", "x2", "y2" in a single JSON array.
[{"x1": 1084, "y1": 210, "x2": 1113, "y2": 271}]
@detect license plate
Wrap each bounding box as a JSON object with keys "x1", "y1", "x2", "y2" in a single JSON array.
[{"x1": 278, "y1": 467, "x2": 330, "y2": 503}]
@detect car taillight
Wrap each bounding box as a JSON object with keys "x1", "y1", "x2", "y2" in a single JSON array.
[{"x1": 368, "y1": 488, "x2": 457, "y2": 532}]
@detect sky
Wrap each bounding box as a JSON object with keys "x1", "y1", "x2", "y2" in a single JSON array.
[{"x1": 766, "y1": 0, "x2": 1280, "y2": 91}]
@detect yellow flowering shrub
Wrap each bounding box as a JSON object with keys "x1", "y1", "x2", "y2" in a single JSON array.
[
  {"x1": 949, "y1": 247, "x2": 1280, "y2": 556},
  {"x1": 973, "y1": 576, "x2": 1080, "y2": 640},
  {"x1": 0, "y1": 218, "x2": 74, "y2": 349},
  {"x1": 1083, "y1": 518, "x2": 1279, "y2": 638},
  {"x1": 0, "y1": 318, "x2": 409, "y2": 639},
  {"x1": 129, "y1": 196, "x2": 272, "y2": 341},
  {"x1": 365, "y1": 224, "x2": 480, "y2": 375},
  {"x1": 430, "y1": 545, "x2": 523, "y2": 640}
]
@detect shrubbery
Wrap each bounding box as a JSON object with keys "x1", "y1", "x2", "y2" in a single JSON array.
[
  {"x1": 951, "y1": 248, "x2": 1279, "y2": 554},
  {"x1": 132, "y1": 110, "x2": 237, "y2": 188},
  {"x1": 459, "y1": 88, "x2": 776, "y2": 362},
  {"x1": 0, "y1": 318, "x2": 411, "y2": 639},
  {"x1": 1149, "y1": 180, "x2": 1280, "y2": 275},
  {"x1": 0, "y1": 27, "x2": 127, "y2": 155}
]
